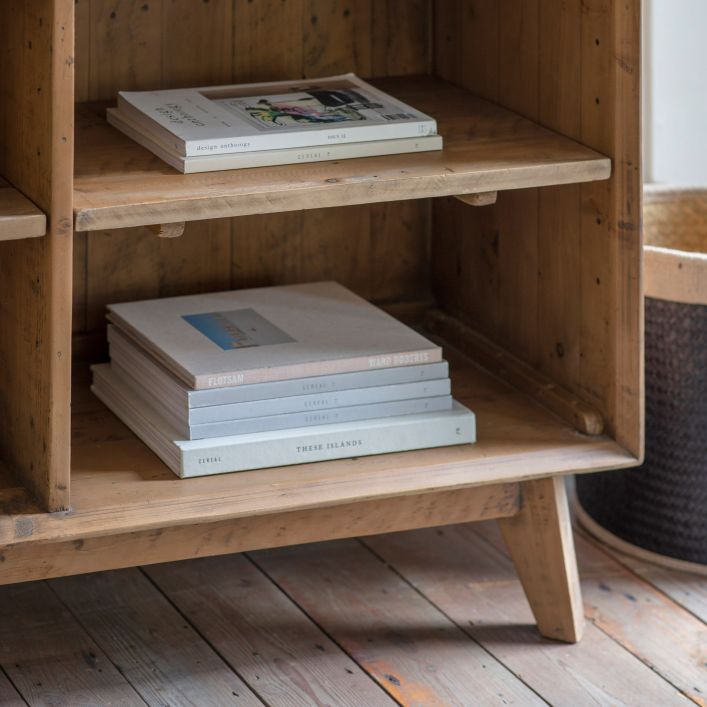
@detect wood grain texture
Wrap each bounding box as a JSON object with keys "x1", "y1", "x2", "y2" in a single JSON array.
[
  {"x1": 51, "y1": 568, "x2": 262, "y2": 706},
  {"x1": 499, "y1": 476, "x2": 585, "y2": 642},
  {"x1": 253, "y1": 539, "x2": 545, "y2": 705},
  {"x1": 431, "y1": 0, "x2": 642, "y2": 462},
  {"x1": 0, "y1": 178, "x2": 46, "y2": 240},
  {"x1": 364, "y1": 524, "x2": 692, "y2": 706},
  {"x1": 0, "y1": 670, "x2": 24, "y2": 707},
  {"x1": 73, "y1": 77, "x2": 610, "y2": 231},
  {"x1": 426, "y1": 309, "x2": 605, "y2": 435},
  {"x1": 147, "y1": 555, "x2": 396, "y2": 706},
  {"x1": 479, "y1": 522, "x2": 707, "y2": 704},
  {"x1": 0, "y1": 484, "x2": 519, "y2": 585},
  {"x1": 0, "y1": 0, "x2": 74, "y2": 511},
  {"x1": 0, "y1": 346, "x2": 636, "y2": 548},
  {"x1": 579, "y1": 0, "x2": 643, "y2": 456},
  {"x1": 0, "y1": 581, "x2": 144, "y2": 706}
]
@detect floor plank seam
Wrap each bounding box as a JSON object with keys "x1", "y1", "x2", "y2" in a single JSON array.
[
  {"x1": 576, "y1": 526, "x2": 707, "y2": 626},
  {"x1": 355, "y1": 536, "x2": 552, "y2": 707},
  {"x1": 135, "y1": 566, "x2": 270, "y2": 707},
  {"x1": 37, "y1": 580, "x2": 151, "y2": 706},
  {"x1": 0, "y1": 663, "x2": 29, "y2": 707},
  {"x1": 242, "y1": 552, "x2": 405, "y2": 707},
  {"x1": 478, "y1": 527, "x2": 705, "y2": 706}
]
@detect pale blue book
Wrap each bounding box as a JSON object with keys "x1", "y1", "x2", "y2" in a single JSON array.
[
  {"x1": 108, "y1": 324, "x2": 450, "y2": 411},
  {"x1": 98, "y1": 364, "x2": 452, "y2": 439},
  {"x1": 92, "y1": 364, "x2": 476, "y2": 479}
]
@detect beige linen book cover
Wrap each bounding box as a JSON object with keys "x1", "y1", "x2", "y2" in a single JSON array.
[{"x1": 108, "y1": 281, "x2": 442, "y2": 390}]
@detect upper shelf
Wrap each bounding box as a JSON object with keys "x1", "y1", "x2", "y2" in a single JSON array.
[
  {"x1": 0, "y1": 177, "x2": 46, "y2": 241},
  {"x1": 73, "y1": 75, "x2": 611, "y2": 232}
]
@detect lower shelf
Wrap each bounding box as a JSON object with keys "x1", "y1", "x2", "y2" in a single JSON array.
[{"x1": 0, "y1": 344, "x2": 637, "y2": 547}]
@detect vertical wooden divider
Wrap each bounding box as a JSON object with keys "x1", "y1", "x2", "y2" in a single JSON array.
[
  {"x1": 579, "y1": 0, "x2": 642, "y2": 454},
  {"x1": 0, "y1": 0, "x2": 74, "y2": 511}
]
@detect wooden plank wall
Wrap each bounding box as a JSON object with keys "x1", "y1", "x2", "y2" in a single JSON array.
[
  {"x1": 72, "y1": 0, "x2": 433, "y2": 346},
  {"x1": 432, "y1": 0, "x2": 642, "y2": 456},
  {"x1": 0, "y1": 0, "x2": 74, "y2": 511}
]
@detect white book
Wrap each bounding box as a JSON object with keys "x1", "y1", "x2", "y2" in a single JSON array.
[
  {"x1": 107, "y1": 108, "x2": 443, "y2": 173},
  {"x1": 92, "y1": 364, "x2": 476, "y2": 478},
  {"x1": 97, "y1": 364, "x2": 452, "y2": 440},
  {"x1": 117, "y1": 73, "x2": 437, "y2": 157},
  {"x1": 107, "y1": 282, "x2": 442, "y2": 390},
  {"x1": 108, "y1": 324, "x2": 450, "y2": 409}
]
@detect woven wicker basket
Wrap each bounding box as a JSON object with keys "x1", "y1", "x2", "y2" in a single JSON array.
[{"x1": 576, "y1": 187, "x2": 707, "y2": 572}]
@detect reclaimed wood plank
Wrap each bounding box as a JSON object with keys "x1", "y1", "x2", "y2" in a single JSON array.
[
  {"x1": 0, "y1": 349, "x2": 636, "y2": 548},
  {"x1": 73, "y1": 77, "x2": 611, "y2": 232},
  {"x1": 146, "y1": 554, "x2": 395, "y2": 706},
  {"x1": 364, "y1": 524, "x2": 692, "y2": 706},
  {"x1": 0, "y1": 178, "x2": 46, "y2": 241},
  {"x1": 0, "y1": 581, "x2": 144, "y2": 706},
  {"x1": 0, "y1": 485, "x2": 519, "y2": 585},
  {"x1": 50, "y1": 568, "x2": 262, "y2": 706},
  {"x1": 477, "y1": 522, "x2": 707, "y2": 704},
  {"x1": 0, "y1": 669, "x2": 24, "y2": 707},
  {"x1": 252, "y1": 539, "x2": 546, "y2": 705}
]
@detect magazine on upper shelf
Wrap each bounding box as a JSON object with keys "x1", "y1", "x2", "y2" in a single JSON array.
[
  {"x1": 107, "y1": 107, "x2": 443, "y2": 173},
  {"x1": 107, "y1": 282, "x2": 443, "y2": 390},
  {"x1": 115, "y1": 73, "x2": 439, "y2": 157}
]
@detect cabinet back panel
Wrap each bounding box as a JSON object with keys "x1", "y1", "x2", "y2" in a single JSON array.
[{"x1": 72, "y1": 0, "x2": 433, "y2": 339}]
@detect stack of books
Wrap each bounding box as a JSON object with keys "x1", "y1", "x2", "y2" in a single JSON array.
[
  {"x1": 91, "y1": 282, "x2": 475, "y2": 478},
  {"x1": 107, "y1": 73, "x2": 442, "y2": 173}
]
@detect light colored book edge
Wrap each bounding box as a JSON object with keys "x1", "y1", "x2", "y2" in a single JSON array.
[
  {"x1": 117, "y1": 73, "x2": 438, "y2": 156},
  {"x1": 92, "y1": 365, "x2": 475, "y2": 478},
  {"x1": 107, "y1": 108, "x2": 442, "y2": 173}
]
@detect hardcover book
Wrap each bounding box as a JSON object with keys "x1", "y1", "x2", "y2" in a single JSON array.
[
  {"x1": 107, "y1": 107, "x2": 443, "y2": 173},
  {"x1": 107, "y1": 282, "x2": 443, "y2": 390},
  {"x1": 116, "y1": 74, "x2": 438, "y2": 157},
  {"x1": 108, "y1": 324, "x2": 450, "y2": 409},
  {"x1": 96, "y1": 364, "x2": 453, "y2": 440},
  {"x1": 92, "y1": 364, "x2": 476, "y2": 478}
]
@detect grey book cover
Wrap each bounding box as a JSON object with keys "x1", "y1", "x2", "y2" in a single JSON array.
[{"x1": 92, "y1": 363, "x2": 476, "y2": 478}]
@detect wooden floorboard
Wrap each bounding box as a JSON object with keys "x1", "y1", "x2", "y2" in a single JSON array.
[
  {"x1": 475, "y1": 522, "x2": 707, "y2": 705},
  {"x1": 145, "y1": 554, "x2": 395, "y2": 707},
  {"x1": 1, "y1": 526, "x2": 705, "y2": 706},
  {"x1": 49, "y1": 569, "x2": 262, "y2": 706},
  {"x1": 251, "y1": 539, "x2": 545, "y2": 705},
  {"x1": 0, "y1": 582, "x2": 145, "y2": 706},
  {"x1": 363, "y1": 525, "x2": 691, "y2": 706}
]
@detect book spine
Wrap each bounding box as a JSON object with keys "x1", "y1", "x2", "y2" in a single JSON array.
[
  {"x1": 189, "y1": 378, "x2": 452, "y2": 424},
  {"x1": 179, "y1": 408, "x2": 475, "y2": 477},
  {"x1": 183, "y1": 120, "x2": 438, "y2": 157},
  {"x1": 187, "y1": 395, "x2": 452, "y2": 439},
  {"x1": 193, "y1": 347, "x2": 444, "y2": 389},
  {"x1": 109, "y1": 324, "x2": 449, "y2": 407}
]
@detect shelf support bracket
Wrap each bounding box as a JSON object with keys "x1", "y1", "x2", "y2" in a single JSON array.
[
  {"x1": 146, "y1": 222, "x2": 186, "y2": 238},
  {"x1": 454, "y1": 191, "x2": 498, "y2": 207}
]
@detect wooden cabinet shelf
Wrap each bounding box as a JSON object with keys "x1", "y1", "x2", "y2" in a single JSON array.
[
  {"x1": 0, "y1": 340, "x2": 634, "y2": 548},
  {"x1": 0, "y1": 0, "x2": 641, "y2": 642},
  {"x1": 0, "y1": 178, "x2": 46, "y2": 241},
  {"x1": 73, "y1": 76, "x2": 611, "y2": 232}
]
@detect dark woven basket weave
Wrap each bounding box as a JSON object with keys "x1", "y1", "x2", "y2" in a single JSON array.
[
  {"x1": 576, "y1": 297, "x2": 707, "y2": 565},
  {"x1": 577, "y1": 187, "x2": 707, "y2": 567}
]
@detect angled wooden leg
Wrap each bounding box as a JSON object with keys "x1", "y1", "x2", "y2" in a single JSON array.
[{"x1": 498, "y1": 476, "x2": 584, "y2": 642}]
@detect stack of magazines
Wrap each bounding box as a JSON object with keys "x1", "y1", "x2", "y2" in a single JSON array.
[
  {"x1": 107, "y1": 73, "x2": 442, "y2": 173},
  {"x1": 91, "y1": 282, "x2": 475, "y2": 478}
]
